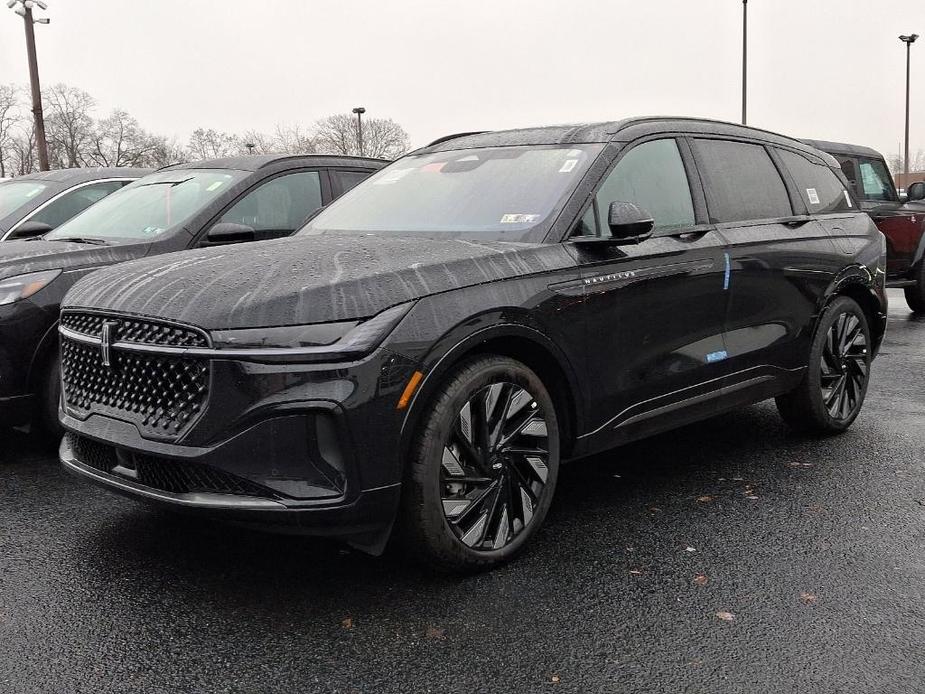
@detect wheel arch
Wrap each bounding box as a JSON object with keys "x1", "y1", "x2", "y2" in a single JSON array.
[
  {"x1": 26, "y1": 318, "x2": 59, "y2": 395},
  {"x1": 822, "y1": 266, "x2": 886, "y2": 355}
]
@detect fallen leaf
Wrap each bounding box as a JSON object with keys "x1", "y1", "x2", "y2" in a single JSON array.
[
  {"x1": 715, "y1": 611, "x2": 735, "y2": 622},
  {"x1": 613, "y1": 474, "x2": 621, "y2": 478},
  {"x1": 745, "y1": 495, "x2": 759, "y2": 500},
  {"x1": 341, "y1": 617, "x2": 353, "y2": 629},
  {"x1": 693, "y1": 574, "x2": 709, "y2": 586},
  {"x1": 550, "y1": 674, "x2": 560, "y2": 683},
  {"x1": 685, "y1": 546, "x2": 697, "y2": 553},
  {"x1": 649, "y1": 507, "x2": 662, "y2": 513},
  {"x1": 800, "y1": 592, "x2": 817, "y2": 605},
  {"x1": 629, "y1": 569, "x2": 642, "y2": 575},
  {"x1": 425, "y1": 625, "x2": 446, "y2": 640},
  {"x1": 697, "y1": 495, "x2": 713, "y2": 503}
]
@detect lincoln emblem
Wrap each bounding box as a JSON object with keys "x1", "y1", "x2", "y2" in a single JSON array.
[{"x1": 100, "y1": 321, "x2": 118, "y2": 367}]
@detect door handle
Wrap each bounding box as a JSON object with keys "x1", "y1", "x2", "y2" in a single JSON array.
[{"x1": 782, "y1": 217, "x2": 812, "y2": 228}]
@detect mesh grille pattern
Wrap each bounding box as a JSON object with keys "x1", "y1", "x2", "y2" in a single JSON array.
[
  {"x1": 61, "y1": 312, "x2": 209, "y2": 347},
  {"x1": 60, "y1": 312, "x2": 210, "y2": 438},
  {"x1": 66, "y1": 433, "x2": 278, "y2": 499}
]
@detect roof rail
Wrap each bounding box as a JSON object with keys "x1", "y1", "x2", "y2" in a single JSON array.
[{"x1": 426, "y1": 131, "x2": 489, "y2": 147}]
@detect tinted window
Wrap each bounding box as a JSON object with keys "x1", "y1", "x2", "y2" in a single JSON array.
[
  {"x1": 27, "y1": 180, "x2": 124, "y2": 229},
  {"x1": 694, "y1": 139, "x2": 792, "y2": 222},
  {"x1": 836, "y1": 156, "x2": 859, "y2": 194},
  {"x1": 777, "y1": 149, "x2": 852, "y2": 214},
  {"x1": 335, "y1": 170, "x2": 371, "y2": 194},
  {"x1": 574, "y1": 204, "x2": 597, "y2": 237},
  {"x1": 594, "y1": 139, "x2": 694, "y2": 234},
  {"x1": 857, "y1": 158, "x2": 897, "y2": 202},
  {"x1": 220, "y1": 171, "x2": 322, "y2": 237},
  {"x1": 0, "y1": 180, "x2": 48, "y2": 218}
]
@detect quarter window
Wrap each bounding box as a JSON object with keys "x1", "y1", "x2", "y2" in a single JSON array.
[
  {"x1": 857, "y1": 158, "x2": 897, "y2": 202},
  {"x1": 694, "y1": 139, "x2": 792, "y2": 223},
  {"x1": 777, "y1": 149, "x2": 852, "y2": 214},
  {"x1": 593, "y1": 139, "x2": 695, "y2": 235},
  {"x1": 219, "y1": 171, "x2": 323, "y2": 238},
  {"x1": 335, "y1": 170, "x2": 371, "y2": 195},
  {"x1": 27, "y1": 180, "x2": 124, "y2": 229}
]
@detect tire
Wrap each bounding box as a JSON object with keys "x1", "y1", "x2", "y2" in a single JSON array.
[
  {"x1": 33, "y1": 353, "x2": 64, "y2": 441},
  {"x1": 903, "y1": 261, "x2": 925, "y2": 313},
  {"x1": 776, "y1": 296, "x2": 872, "y2": 434},
  {"x1": 397, "y1": 355, "x2": 560, "y2": 572}
]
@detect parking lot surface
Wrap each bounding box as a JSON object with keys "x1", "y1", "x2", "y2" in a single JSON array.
[{"x1": 1, "y1": 290, "x2": 923, "y2": 694}]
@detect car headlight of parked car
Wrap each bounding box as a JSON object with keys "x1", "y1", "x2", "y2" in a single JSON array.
[
  {"x1": 210, "y1": 301, "x2": 414, "y2": 361},
  {"x1": 0, "y1": 269, "x2": 62, "y2": 306}
]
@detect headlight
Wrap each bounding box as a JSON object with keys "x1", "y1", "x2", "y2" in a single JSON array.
[
  {"x1": 210, "y1": 302, "x2": 413, "y2": 361},
  {"x1": 0, "y1": 269, "x2": 62, "y2": 306}
]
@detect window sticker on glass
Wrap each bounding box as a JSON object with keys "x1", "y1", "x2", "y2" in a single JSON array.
[
  {"x1": 806, "y1": 188, "x2": 820, "y2": 205},
  {"x1": 843, "y1": 190, "x2": 852, "y2": 208},
  {"x1": 206, "y1": 180, "x2": 225, "y2": 192},
  {"x1": 500, "y1": 213, "x2": 540, "y2": 224},
  {"x1": 25, "y1": 186, "x2": 43, "y2": 198},
  {"x1": 559, "y1": 159, "x2": 579, "y2": 173},
  {"x1": 375, "y1": 168, "x2": 414, "y2": 185}
]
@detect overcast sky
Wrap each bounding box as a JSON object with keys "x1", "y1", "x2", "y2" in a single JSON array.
[{"x1": 1, "y1": 0, "x2": 922, "y2": 160}]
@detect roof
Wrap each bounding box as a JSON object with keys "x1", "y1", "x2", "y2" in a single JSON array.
[
  {"x1": 419, "y1": 117, "x2": 828, "y2": 160},
  {"x1": 162, "y1": 153, "x2": 390, "y2": 173},
  {"x1": 800, "y1": 139, "x2": 884, "y2": 160},
  {"x1": 12, "y1": 167, "x2": 152, "y2": 184}
]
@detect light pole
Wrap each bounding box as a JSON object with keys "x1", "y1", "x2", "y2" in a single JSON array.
[
  {"x1": 741, "y1": 0, "x2": 748, "y2": 125},
  {"x1": 900, "y1": 34, "x2": 919, "y2": 176},
  {"x1": 7, "y1": 0, "x2": 50, "y2": 171},
  {"x1": 245, "y1": 142, "x2": 256, "y2": 155},
  {"x1": 352, "y1": 106, "x2": 366, "y2": 157}
]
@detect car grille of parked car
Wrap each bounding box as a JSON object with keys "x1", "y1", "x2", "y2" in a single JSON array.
[
  {"x1": 66, "y1": 433, "x2": 280, "y2": 499},
  {"x1": 59, "y1": 311, "x2": 211, "y2": 438}
]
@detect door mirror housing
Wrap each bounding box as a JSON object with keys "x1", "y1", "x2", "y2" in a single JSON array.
[
  {"x1": 8, "y1": 220, "x2": 53, "y2": 240},
  {"x1": 607, "y1": 201, "x2": 655, "y2": 242},
  {"x1": 206, "y1": 222, "x2": 256, "y2": 245},
  {"x1": 907, "y1": 181, "x2": 925, "y2": 202}
]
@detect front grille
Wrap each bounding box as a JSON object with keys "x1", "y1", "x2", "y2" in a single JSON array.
[
  {"x1": 66, "y1": 433, "x2": 279, "y2": 499},
  {"x1": 60, "y1": 312, "x2": 210, "y2": 438}
]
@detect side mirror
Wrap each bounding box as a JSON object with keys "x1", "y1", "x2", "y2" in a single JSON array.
[
  {"x1": 607, "y1": 201, "x2": 655, "y2": 241},
  {"x1": 907, "y1": 181, "x2": 925, "y2": 202},
  {"x1": 8, "y1": 220, "x2": 53, "y2": 240},
  {"x1": 206, "y1": 222, "x2": 256, "y2": 245}
]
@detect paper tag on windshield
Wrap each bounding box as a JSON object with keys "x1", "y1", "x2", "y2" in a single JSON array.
[
  {"x1": 559, "y1": 159, "x2": 579, "y2": 173},
  {"x1": 375, "y1": 168, "x2": 413, "y2": 185},
  {"x1": 206, "y1": 181, "x2": 224, "y2": 192},
  {"x1": 806, "y1": 188, "x2": 820, "y2": 205},
  {"x1": 500, "y1": 213, "x2": 541, "y2": 224}
]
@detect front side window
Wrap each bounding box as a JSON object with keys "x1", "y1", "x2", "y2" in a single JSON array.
[
  {"x1": 45, "y1": 169, "x2": 249, "y2": 242},
  {"x1": 27, "y1": 180, "x2": 124, "y2": 229},
  {"x1": 219, "y1": 171, "x2": 322, "y2": 238},
  {"x1": 301, "y1": 144, "x2": 603, "y2": 240},
  {"x1": 777, "y1": 149, "x2": 852, "y2": 215},
  {"x1": 857, "y1": 158, "x2": 897, "y2": 202},
  {"x1": 694, "y1": 139, "x2": 792, "y2": 223},
  {"x1": 0, "y1": 180, "x2": 49, "y2": 219},
  {"x1": 592, "y1": 138, "x2": 695, "y2": 235}
]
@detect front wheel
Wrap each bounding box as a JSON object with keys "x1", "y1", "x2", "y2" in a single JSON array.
[
  {"x1": 903, "y1": 261, "x2": 925, "y2": 313},
  {"x1": 34, "y1": 353, "x2": 64, "y2": 442},
  {"x1": 398, "y1": 355, "x2": 560, "y2": 572},
  {"x1": 776, "y1": 296, "x2": 872, "y2": 434}
]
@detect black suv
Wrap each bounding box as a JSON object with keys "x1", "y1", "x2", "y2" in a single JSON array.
[
  {"x1": 59, "y1": 119, "x2": 886, "y2": 571},
  {"x1": 803, "y1": 139, "x2": 925, "y2": 310},
  {"x1": 0, "y1": 155, "x2": 384, "y2": 432}
]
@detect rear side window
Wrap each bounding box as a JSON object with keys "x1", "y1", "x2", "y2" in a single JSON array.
[
  {"x1": 777, "y1": 149, "x2": 852, "y2": 214},
  {"x1": 693, "y1": 139, "x2": 792, "y2": 223},
  {"x1": 857, "y1": 158, "x2": 898, "y2": 202},
  {"x1": 594, "y1": 138, "x2": 695, "y2": 234},
  {"x1": 335, "y1": 170, "x2": 372, "y2": 195}
]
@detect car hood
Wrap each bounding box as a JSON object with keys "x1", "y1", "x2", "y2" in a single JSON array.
[
  {"x1": 64, "y1": 234, "x2": 576, "y2": 329},
  {"x1": 0, "y1": 239, "x2": 149, "y2": 281}
]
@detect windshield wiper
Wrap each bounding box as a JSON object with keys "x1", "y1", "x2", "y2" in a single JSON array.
[{"x1": 47, "y1": 237, "x2": 111, "y2": 246}]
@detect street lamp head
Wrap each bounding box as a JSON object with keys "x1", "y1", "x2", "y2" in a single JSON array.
[
  {"x1": 352, "y1": 107, "x2": 366, "y2": 115},
  {"x1": 33, "y1": 16, "x2": 48, "y2": 23},
  {"x1": 900, "y1": 34, "x2": 919, "y2": 44}
]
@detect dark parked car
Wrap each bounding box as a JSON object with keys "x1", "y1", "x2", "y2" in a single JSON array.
[
  {"x1": 0, "y1": 167, "x2": 150, "y2": 241},
  {"x1": 0, "y1": 154, "x2": 384, "y2": 432},
  {"x1": 59, "y1": 119, "x2": 886, "y2": 571},
  {"x1": 803, "y1": 139, "x2": 925, "y2": 310}
]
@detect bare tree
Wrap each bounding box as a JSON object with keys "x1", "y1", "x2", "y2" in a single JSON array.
[
  {"x1": 43, "y1": 83, "x2": 96, "y2": 168},
  {"x1": 187, "y1": 128, "x2": 240, "y2": 160},
  {"x1": 313, "y1": 113, "x2": 409, "y2": 160},
  {"x1": 88, "y1": 109, "x2": 163, "y2": 167},
  {"x1": 8, "y1": 125, "x2": 36, "y2": 176},
  {"x1": 0, "y1": 84, "x2": 22, "y2": 177},
  {"x1": 272, "y1": 123, "x2": 315, "y2": 154}
]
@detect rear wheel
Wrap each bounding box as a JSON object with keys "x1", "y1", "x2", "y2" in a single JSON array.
[
  {"x1": 903, "y1": 261, "x2": 925, "y2": 313},
  {"x1": 33, "y1": 353, "x2": 63, "y2": 442},
  {"x1": 398, "y1": 356, "x2": 560, "y2": 572},
  {"x1": 776, "y1": 296, "x2": 871, "y2": 434}
]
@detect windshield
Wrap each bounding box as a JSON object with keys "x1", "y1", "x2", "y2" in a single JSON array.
[
  {"x1": 0, "y1": 180, "x2": 49, "y2": 219},
  {"x1": 301, "y1": 144, "x2": 603, "y2": 240},
  {"x1": 45, "y1": 169, "x2": 249, "y2": 242}
]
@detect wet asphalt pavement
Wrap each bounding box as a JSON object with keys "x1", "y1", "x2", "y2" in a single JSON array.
[{"x1": 1, "y1": 289, "x2": 923, "y2": 694}]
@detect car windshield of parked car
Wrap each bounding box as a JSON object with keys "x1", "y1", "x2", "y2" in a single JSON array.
[
  {"x1": 44, "y1": 169, "x2": 248, "y2": 242},
  {"x1": 300, "y1": 144, "x2": 604, "y2": 239},
  {"x1": 0, "y1": 180, "x2": 49, "y2": 219}
]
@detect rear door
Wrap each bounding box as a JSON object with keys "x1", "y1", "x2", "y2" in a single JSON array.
[
  {"x1": 691, "y1": 138, "x2": 839, "y2": 400},
  {"x1": 570, "y1": 137, "x2": 731, "y2": 448}
]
